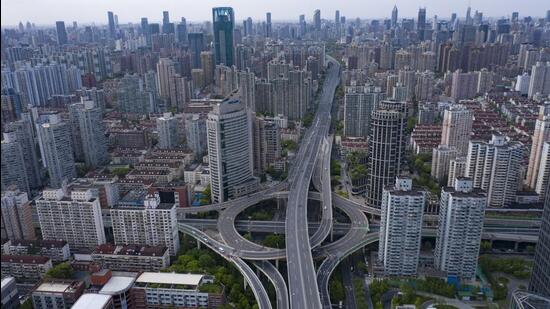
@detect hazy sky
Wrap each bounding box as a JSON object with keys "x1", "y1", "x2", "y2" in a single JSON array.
[{"x1": 1, "y1": 0, "x2": 548, "y2": 26}]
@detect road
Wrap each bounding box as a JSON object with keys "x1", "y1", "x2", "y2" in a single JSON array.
[
  {"x1": 342, "y1": 258, "x2": 357, "y2": 309},
  {"x1": 253, "y1": 260, "x2": 289, "y2": 309},
  {"x1": 285, "y1": 58, "x2": 340, "y2": 309}
]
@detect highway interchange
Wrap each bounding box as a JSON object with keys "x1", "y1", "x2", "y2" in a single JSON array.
[{"x1": 175, "y1": 57, "x2": 540, "y2": 309}]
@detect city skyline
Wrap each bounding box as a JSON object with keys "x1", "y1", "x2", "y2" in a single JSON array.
[{"x1": 1, "y1": 0, "x2": 548, "y2": 26}]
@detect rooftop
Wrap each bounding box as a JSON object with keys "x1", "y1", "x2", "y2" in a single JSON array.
[
  {"x1": 99, "y1": 276, "x2": 136, "y2": 294},
  {"x1": 136, "y1": 272, "x2": 203, "y2": 287},
  {"x1": 1, "y1": 254, "x2": 50, "y2": 264},
  {"x1": 72, "y1": 294, "x2": 112, "y2": 309},
  {"x1": 93, "y1": 244, "x2": 167, "y2": 257}
]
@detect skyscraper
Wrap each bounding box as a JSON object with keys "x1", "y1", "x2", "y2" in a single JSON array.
[
  {"x1": 526, "y1": 105, "x2": 550, "y2": 195},
  {"x1": 157, "y1": 113, "x2": 180, "y2": 149},
  {"x1": 417, "y1": 8, "x2": 427, "y2": 40},
  {"x1": 391, "y1": 5, "x2": 398, "y2": 28},
  {"x1": 435, "y1": 178, "x2": 486, "y2": 280},
  {"x1": 238, "y1": 70, "x2": 256, "y2": 111},
  {"x1": 5, "y1": 115, "x2": 42, "y2": 190},
  {"x1": 343, "y1": 84, "x2": 383, "y2": 138},
  {"x1": 366, "y1": 101, "x2": 406, "y2": 208},
  {"x1": 1, "y1": 188, "x2": 35, "y2": 240},
  {"x1": 212, "y1": 7, "x2": 235, "y2": 66},
  {"x1": 450, "y1": 70, "x2": 479, "y2": 101},
  {"x1": 207, "y1": 98, "x2": 255, "y2": 203},
  {"x1": 36, "y1": 188, "x2": 106, "y2": 250},
  {"x1": 188, "y1": 33, "x2": 205, "y2": 68},
  {"x1": 1, "y1": 132, "x2": 29, "y2": 194},
  {"x1": 36, "y1": 115, "x2": 75, "y2": 188},
  {"x1": 107, "y1": 11, "x2": 115, "y2": 38},
  {"x1": 266, "y1": 12, "x2": 272, "y2": 37},
  {"x1": 111, "y1": 193, "x2": 180, "y2": 255},
  {"x1": 378, "y1": 177, "x2": 425, "y2": 276},
  {"x1": 200, "y1": 51, "x2": 215, "y2": 86},
  {"x1": 529, "y1": 180, "x2": 550, "y2": 297},
  {"x1": 70, "y1": 100, "x2": 109, "y2": 167},
  {"x1": 314, "y1": 9, "x2": 321, "y2": 32},
  {"x1": 157, "y1": 58, "x2": 176, "y2": 102},
  {"x1": 528, "y1": 62, "x2": 550, "y2": 99},
  {"x1": 55, "y1": 21, "x2": 68, "y2": 45},
  {"x1": 441, "y1": 105, "x2": 473, "y2": 156},
  {"x1": 466, "y1": 135, "x2": 524, "y2": 208}
]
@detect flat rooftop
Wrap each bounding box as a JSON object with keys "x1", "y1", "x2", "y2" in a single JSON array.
[
  {"x1": 72, "y1": 294, "x2": 112, "y2": 309},
  {"x1": 136, "y1": 272, "x2": 203, "y2": 286}
]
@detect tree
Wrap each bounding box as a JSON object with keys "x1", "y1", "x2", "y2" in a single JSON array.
[
  {"x1": 112, "y1": 167, "x2": 131, "y2": 177},
  {"x1": 480, "y1": 241, "x2": 492, "y2": 252},
  {"x1": 330, "y1": 280, "x2": 345, "y2": 301},
  {"x1": 45, "y1": 262, "x2": 74, "y2": 279},
  {"x1": 263, "y1": 234, "x2": 285, "y2": 248}
]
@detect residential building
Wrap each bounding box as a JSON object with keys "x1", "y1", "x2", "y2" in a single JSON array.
[
  {"x1": 32, "y1": 280, "x2": 85, "y2": 309},
  {"x1": 132, "y1": 272, "x2": 225, "y2": 308},
  {"x1": 441, "y1": 105, "x2": 473, "y2": 156},
  {"x1": 435, "y1": 178, "x2": 486, "y2": 280},
  {"x1": 450, "y1": 70, "x2": 478, "y2": 101},
  {"x1": 529, "y1": 180, "x2": 550, "y2": 297},
  {"x1": 366, "y1": 101, "x2": 406, "y2": 208},
  {"x1": 1, "y1": 132, "x2": 29, "y2": 194},
  {"x1": 92, "y1": 244, "x2": 169, "y2": 272},
  {"x1": 110, "y1": 194, "x2": 180, "y2": 255},
  {"x1": 466, "y1": 135, "x2": 524, "y2": 208},
  {"x1": 3, "y1": 240, "x2": 70, "y2": 262},
  {"x1": 344, "y1": 84, "x2": 384, "y2": 138},
  {"x1": 69, "y1": 100, "x2": 109, "y2": 167},
  {"x1": 1, "y1": 255, "x2": 52, "y2": 282},
  {"x1": 157, "y1": 113, "x2": 181, "y2": 149},
  {"x1": 1, "y1": 277, "x2": 19, "y2": 309},
  {"x1": 72, "y1": 294, "x2": 113, "y2": 309},
  {"x1": 36, "y1": 189, "x2": 106, "y2": 251},
  {"x1": 379, "y1": 178, "x2": 425, "y2": 276},
  {"x1": 528, "y1": 62, "x2": 550, "y2": 99},
  {"x1": 1, "y1": 188, "x2": 35, "y2": 241},
  {"x1": 526, "y1": 105, "x2": 550, "y2": 197},
  {"x1": 253, "y1": 117, "x2": 281, "y2": 174},
  {"x1": 36, "y1": 115, "x2": 76, "y2": 188},
  {"x1": 447, "y1": 157, "x2": 467, "y2": 187},
  {"x1": 431, "y1": 145, "x2": 458, "y2": 184}
]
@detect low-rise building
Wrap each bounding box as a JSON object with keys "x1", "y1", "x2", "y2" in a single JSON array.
[
  {"x1": 132, "y1": 272, "x2": 225, "y2": 308},
  {"x1": 92, "y1": 244, "x2": 169, "y2": 272},
  {"x1": 32, "y1": 280, "x2": 85, "y2": 309},
  {"x1": 2, "y1": 239, "x2": 70, "y2": 262},
  {"x1": 1, "y1": 277, "x2": 19, "y2": 309},
  {"x1": 72, "y1": 294, "x2": 114, "y2": 309},
  {"x1": 1, "y1": 255, "x2": 52, "y2": 282}
]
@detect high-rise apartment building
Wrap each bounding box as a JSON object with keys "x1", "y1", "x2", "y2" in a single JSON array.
[
  {"x1": 157, "y1": 113, "x2": 180, "y2": 149},
  {"x1": 200, "y1": 51, "x2": 215, "y2": 86},
  {"x1": 366, "y1": 101, "x2": 406, "y2": 208},
  {"x1": 55, "y1": 21, "x2": 68, "y2": 45},
  {"x1": 212, "y1": 7, "x2": 235, "y2": 66},
  {"x1": 431, "y1": 145, "x2": 458, "y2": 183},
  {"x1": 4, "y1": 115, "x2": 42, "y2": 190},
  {"x1": 450, "y1": 70, "x2": 479, "y2": 101},
  {"x1": 528, "y1": 62, "x2": 550, "y2": 99},
  {"x1": 111, "y1": 194, "x2": 180, "y2": 255},
  {"x1": 69, "y1": 100, "x2": 109, "y2": 167},
  {"x1": 188, "y1": 33, "x2": 205, "y2": 69},
  {"x1": 466, "y1": 135, "x2": 524, "y2": 208},
  {"x1": 447, "y1": 157, "x2": 467, "y2": 187},
  {"x1": 343, "y1": 84, "x2": 383, "y2": 138},
  {"x1": 526, "y1": 105, "x2": 550, "y2": 196},
  {"x1": 435, "y1": 178, "x2": 486, "y2": 280},
  {"x1": 36, "y1": 188, "x2": 106, "y2": 250},
  {"x1": 238, "y1": 70, "x2": 256, "y2": 111},
  {"x1": 417, "y1": 8, "x2": 427, "y2": 40},
  {"x1": 379, "y1": 178, "x2": 425, "y2": 276},
  {"x1": 1, "y1": 188, "x2": 35, "y2": 240},
  {"x1": 529, "y1": 181, "x2": 550, "y2": 297},
  {"x1": 1, "y1": 132, "x2": 29, "y2": 194},
  {"x1": 157, "y1": 58, "x2": 176, "y2": 103},
  {"x1": 441, "y1": 105, "x2": 473, "y2": 156},
  {"x1": 207, "y1": 99, "x2": 255, "y2": 203},
  {"x1": 253, "y1": 117, "x2": 281, "y2": 175},
  {"x1": 185, "y1": 114, "x2": 207, "y2": 157},
  {"x1": 36, "y1": 115, "x2": 76, "y2": 188}
]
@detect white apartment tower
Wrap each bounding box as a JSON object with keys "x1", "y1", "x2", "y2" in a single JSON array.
[
  {"x1": 379, "y1": 178, "x2": 425, "y2": 276},
  {"x1": 36, "y1": 115, "x2": 76, "y2": 188},
  {"x1": 441, "y1": 105, "x2": 473, "y2": 156},
  {"x1": 435, "y1": 178, "x2": 486, "y2": 280},
  {"x1": 526, "y1": 104, "x2": 550, "y2": 196},
  {"x1": 207, "y1": 99, "x2": 255, "y2": 203},
  {"x1": 111, "y1": 194, "x2": 180, "y2": 255},
  {"x1": 466, "y1": 135, "x2": 524, "y2": 208},
  {"x1": 157, "y1": 113, "x2": 180, "y2": 149},
  {"x1": 528, "y1": 62, "x2": 550, "y2": 99},
  {"x1": 36, "y1": 188, "x2": 106, "y2": 250}
]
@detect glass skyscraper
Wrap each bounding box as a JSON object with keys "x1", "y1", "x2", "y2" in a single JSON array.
[{"x1": 212, "y1": 7, "x2": 235, "y2": 66}]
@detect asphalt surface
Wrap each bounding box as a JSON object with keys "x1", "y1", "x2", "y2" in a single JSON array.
[{"x1": 285, "y1": 58, "x2": 340, "y2": 309}]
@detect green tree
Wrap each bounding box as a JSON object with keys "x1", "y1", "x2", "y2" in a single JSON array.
[
  {"x1": 45, "y1": 262, "x2": 74, "y2": 279},
  {"x1": 262, "y1": 234, "x2": 285, "y2": 248},
  {"x1": 112, "y1": 167, "x2": 131, "y2": 177}
]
